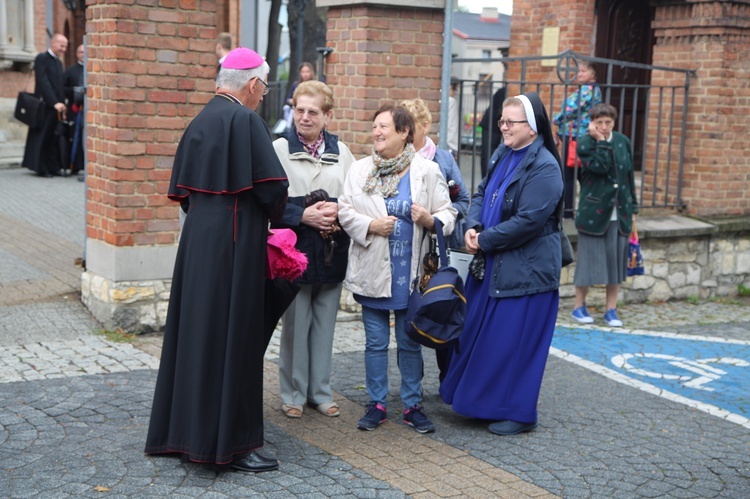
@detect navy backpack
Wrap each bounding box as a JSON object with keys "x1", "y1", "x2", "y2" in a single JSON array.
[{"x1": 404, "y1": 218, "x2": 466, "y2": 350}]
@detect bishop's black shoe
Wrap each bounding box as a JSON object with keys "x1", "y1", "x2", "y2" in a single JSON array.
[{"x1": 230, "y1": 451, "x2": 279, "y2": 473}]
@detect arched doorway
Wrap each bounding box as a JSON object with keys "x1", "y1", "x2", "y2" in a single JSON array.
[{"x1": 594, "y1": 0, "x2": 654, "y2": 170}]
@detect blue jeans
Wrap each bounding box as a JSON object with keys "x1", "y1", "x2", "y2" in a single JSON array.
[{"x1": 361, "y1": 306, "x2": 424, "y2": 410}]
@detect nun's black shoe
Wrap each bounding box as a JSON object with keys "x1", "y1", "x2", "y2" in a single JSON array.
[
  {"x1": 488, "y1": 420, "x2": 538, "y2": 436},
  {"x1": 230, "y1": 451, "x2": 279, "y2": 472}
]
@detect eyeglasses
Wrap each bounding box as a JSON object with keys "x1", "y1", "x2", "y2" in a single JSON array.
[
  {"x1": 257, "y1": 79, "x2": 270, "y2": 96},
  {"x1": 294, "y1": 107, "x2": 321, "y2": 118},
  {"x1": 498, "y1": 119, "x2": 528, "y2": 128}
]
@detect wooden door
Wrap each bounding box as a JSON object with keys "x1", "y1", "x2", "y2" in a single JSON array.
[{"x1": 595, "y1": 0, "x2": 654, "y2": 170}]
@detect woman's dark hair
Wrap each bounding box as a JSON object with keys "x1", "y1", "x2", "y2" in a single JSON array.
[
  {"x1": 297, "y1": 62, "x2": 316, "y2": 81},
  {"x1": 372, "y1": 104, "x2": 415, "y2": 144},
  {"x1": 589, "y1": 103, "x2": 618, "y2": 121},
  {"x1": 578, "y1": 60, "x2": 597, "y2": 79}
]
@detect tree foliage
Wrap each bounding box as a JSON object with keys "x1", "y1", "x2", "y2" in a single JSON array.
[
  {"x1": 266, "y1": 0, "x2": 283, "y2": 83},
  {"x1": 286, "y1": 0, "x2": 327, "y2": 88}
]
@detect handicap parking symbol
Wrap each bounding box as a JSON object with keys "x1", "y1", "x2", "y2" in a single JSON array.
[
  {"x1": 611, "y1": 353, "x2": 750, "y2": 392},
  {"x1": 551, "y1": 326, "x2": 750, "y2": 428}
]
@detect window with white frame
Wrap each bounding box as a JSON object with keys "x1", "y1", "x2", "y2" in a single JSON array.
[{"x1": 0, "y1": 0, "x2": 37, "y2": 67}]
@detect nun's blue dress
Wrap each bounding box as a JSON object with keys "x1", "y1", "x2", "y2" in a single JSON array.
[{"x1": 439, "y1": 144, "x2": 560, "y2": 424}]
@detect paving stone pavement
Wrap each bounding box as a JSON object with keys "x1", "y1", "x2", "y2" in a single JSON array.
[{"x1": 1, "y1": 167, "x2": 749, "y2": 498}]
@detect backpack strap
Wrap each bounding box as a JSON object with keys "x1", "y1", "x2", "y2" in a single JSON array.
[{"x1": 433, "y1": 217, "x2": 449, "y2": 268}]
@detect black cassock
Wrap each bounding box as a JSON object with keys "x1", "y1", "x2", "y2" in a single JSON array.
[
  {"x1": 22, "y1": 51, "x2": 65, "y2": 176},
  {"x1": 63, "y1": 62, "x2": 84, "y2": 174},
  {"x1": 145, "y1": 95, "x2": 290, "y2": 465}
]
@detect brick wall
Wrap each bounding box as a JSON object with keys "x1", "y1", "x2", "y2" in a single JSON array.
[
  {"x1": 324, "y1": 5, "x2": 445, "y2": 158},
  {"x1": 506, "y1": 0, "x2": 596, "y2": 91},
  {"x1": 649, "y1": 1, "x2": 750, "y2": 216},
  {"x1": 508, "y1": 0, "x2": 750, "y2": 217},
  {"x1": 85, "y1": 0, "x2": 218, "y2": 247}
]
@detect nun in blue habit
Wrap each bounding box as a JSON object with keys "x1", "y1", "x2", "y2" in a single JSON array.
[{"x1": 439, "y1": 91, "x2": 564, "y2": 436}]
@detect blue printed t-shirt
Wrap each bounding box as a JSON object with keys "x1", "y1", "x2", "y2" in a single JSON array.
[{"x1": 355, "y1": 174, "x2": 414, "y2": 310}]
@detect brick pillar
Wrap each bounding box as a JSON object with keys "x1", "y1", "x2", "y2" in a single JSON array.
[
  {"x1": 82, "y1": 0, "x2": 217, "y2": 332},
  {"x1": 650, "y1": 0, "x2": 750, "y2": 216},
  {"x1": 319, "y1": 0, "x2": 446, "y2": 157},
  {"x1": 506, "y1": 0, "x2": 596, "y2": 89}
]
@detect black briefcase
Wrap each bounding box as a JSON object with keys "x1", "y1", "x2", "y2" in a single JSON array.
[{"x1": 14, "y1": 91, "x2": 45, "y2": 128}]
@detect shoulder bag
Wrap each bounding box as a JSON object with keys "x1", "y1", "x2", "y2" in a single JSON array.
[
  {"x1": 404, "y1": 218, "x2": 467, "y2": 350},
  {"x1": 565, "y1": 132, "x2": 581, "y2": 168},
  {"x1": 14, "y1": 71, "x2": 44, "y2": 129}
]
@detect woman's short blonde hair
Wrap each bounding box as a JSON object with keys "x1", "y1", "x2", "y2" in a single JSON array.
[
  {"x1": 293, "y1": 80, "x2": 334, "y2": 113},
  {"x1": 399, "y1": 98, "x2": 432, "y2": 127}
]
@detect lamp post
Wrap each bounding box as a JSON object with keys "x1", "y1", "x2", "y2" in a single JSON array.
[
  {"x1": 61, "y1": 0, "x2": 79, "y2": 11},
  {"x1": 316, "y1": 47, "x2": 333, "y2": 83}
]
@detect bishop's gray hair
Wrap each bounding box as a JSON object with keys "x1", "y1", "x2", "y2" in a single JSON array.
[{"x1": 216, "y1": 60, "x2": 270, "y2": 92}]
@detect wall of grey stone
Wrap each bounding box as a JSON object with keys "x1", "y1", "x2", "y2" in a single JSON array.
[
  {"x1": 561, "y1": 227, "x2": 750, "y2": 306},
  {"x1": 80, "y1": 217, "x2": 750, "y2": 333},
  {"x1": 0, "y1": 98, "x2": 26, "y2": 167},
  {"x1": 81, "y1": 272, "x2": 170, "y2": 334}
]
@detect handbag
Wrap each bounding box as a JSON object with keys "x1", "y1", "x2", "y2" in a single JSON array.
[
  {"x1": 447, "y1": 248, "x2": 472, "y2": 282},
  {"x1": 14, "y1": 92, "x2": 45, "y2": 129},
  {"x1": 404, "y1": 218, "x2": 467, "y2": 350},
  {"x1": 560, "y1": 223, "x2": 574, "y2": 267},
  {"x1": 14, "y1": 70, "x2": 45, "y2": 129},
  {"x1": 468, "y1": 250, "x2": 486, "y2": 280},
  {"x1": 627, "y1": 221, "x2": 644, "y2": 276},
  {"x1": 565, "y1": 134, "x2": 581, "y2": 168},
  {"x1": 55, "y1": 111, "x2": 75, "y2": 138},
  {"x1": 305, "y1": 189, "x2": 349, "y2": 267},
  {"x1": 467, "y1": 224, "x2": 486, "y2": 280},
  {"x1": 419, "y1": 234, "x2": 439, "y2": 292}
]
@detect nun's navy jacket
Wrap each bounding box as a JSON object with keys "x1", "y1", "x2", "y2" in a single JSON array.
[{"x1": 467, "y1": 136, "x2": 564, "y2": 298}]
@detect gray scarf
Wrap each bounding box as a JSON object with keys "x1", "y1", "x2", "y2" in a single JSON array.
[{"x1": 363, "y1": 143, "x2": 415, "y2": 198}]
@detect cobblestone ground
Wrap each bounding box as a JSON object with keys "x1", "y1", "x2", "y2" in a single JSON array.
[{"x1": 1, "y1": 167, "x2": 749, "y2": 497}]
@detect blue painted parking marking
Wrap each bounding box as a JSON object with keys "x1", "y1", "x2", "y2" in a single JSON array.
[{"x1": 550, "y1": 326, "x2": 750, "y2": 428}]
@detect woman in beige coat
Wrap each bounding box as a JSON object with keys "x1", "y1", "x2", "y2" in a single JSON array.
[
  {"x1": 338, "y1": 104, "x2": 456, "y2": 434},
  {"x1": 272, "y1": 81, "x2": 355, "y2": 419}
]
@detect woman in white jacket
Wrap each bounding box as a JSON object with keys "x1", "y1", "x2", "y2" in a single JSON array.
[{"x1": 338, "y1": 104, "x2": 456, "y2": 434}]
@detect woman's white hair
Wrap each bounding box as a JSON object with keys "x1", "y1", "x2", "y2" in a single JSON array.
[{"x1": 216, "y1": 61, "x2": 270, "y2": 92}]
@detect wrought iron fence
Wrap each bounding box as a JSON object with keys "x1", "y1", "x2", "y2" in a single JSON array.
[
  {"x1": 256, "y1": 80, "x2": 288, "y2": 130},
  {"x1": 452, "y1": 50, "x2": 695, "y2": 216}
]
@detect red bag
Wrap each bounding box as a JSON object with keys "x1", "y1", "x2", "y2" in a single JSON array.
[{"x1": 566, "y1": 139, "x2": 581, "y2": 168}]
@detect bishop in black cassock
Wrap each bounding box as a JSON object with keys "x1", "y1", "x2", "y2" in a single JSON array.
[{"x1": 145, "y1": 48, "x2": 290, "y2": 472}]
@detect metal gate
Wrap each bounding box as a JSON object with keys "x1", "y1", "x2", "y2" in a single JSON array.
[{"x1": 452, "y1": 50, "x2": 696, "y2": 217}]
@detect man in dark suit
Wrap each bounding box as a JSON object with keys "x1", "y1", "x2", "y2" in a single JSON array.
[
  {"x1": 215, "y1": 32, "x2": 232, "y2": 77},
  {"x1": 63, "y1": 44, "x2": 85, "y2": 176},
  {"x1": 22, "y1": 33, "x2": 68, "y2": 177},
  {"x1": 479, "y1": 86, "x2": 507, "y2": 178}
]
